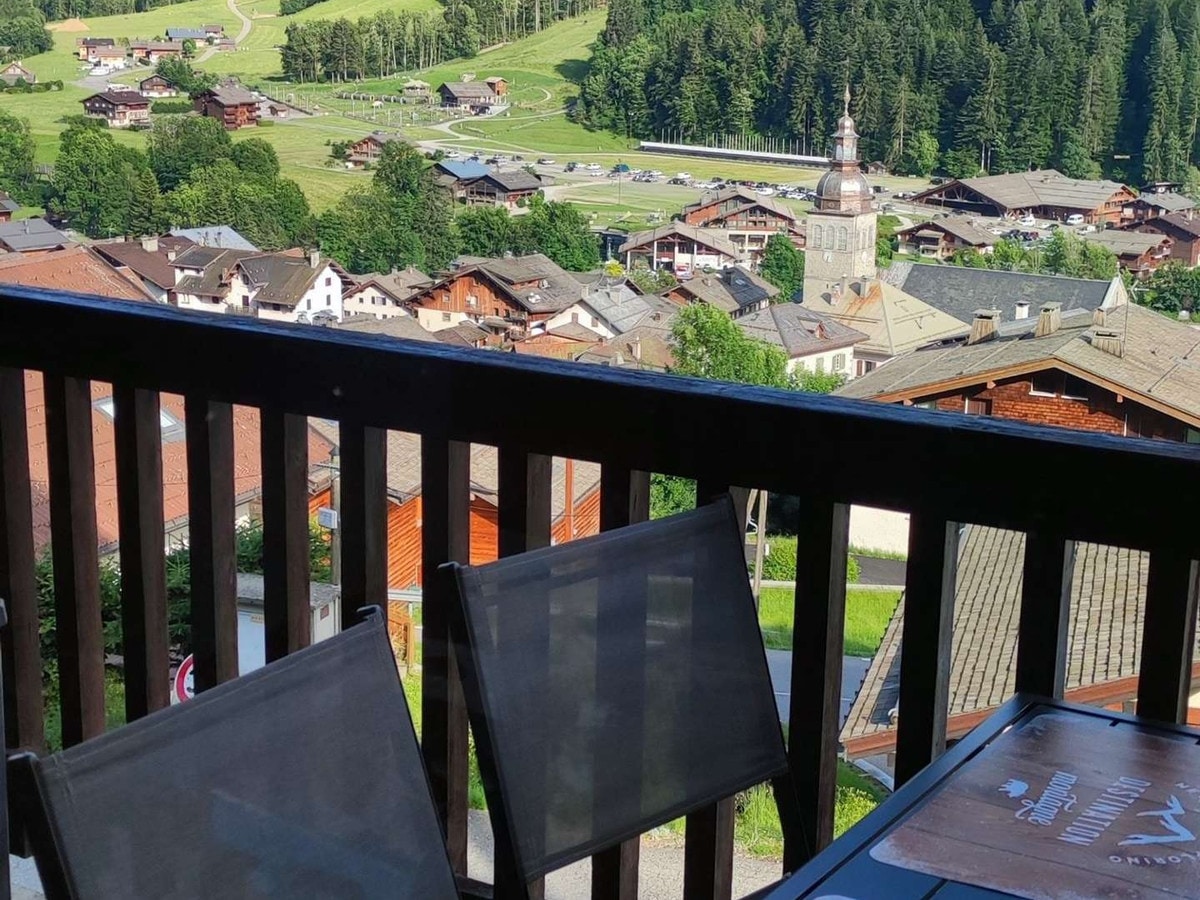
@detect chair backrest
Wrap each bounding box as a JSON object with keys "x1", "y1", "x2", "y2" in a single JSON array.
[
  {"x1": 449, "y1": 497, "x2": 790, "y2": 883},
  {"x1": 15, "y1": 610, "x2": 458, "y2": 900}
]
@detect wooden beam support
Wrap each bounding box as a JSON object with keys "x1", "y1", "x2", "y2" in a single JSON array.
[
  {"x1": 1014, "y1": 531, "x2": 1074, "y2": 698},
  {"x1": 185, "y1": 397, "x2": 238, "y2": 692},
  {"x1": 894, "y1": 514, "x2": 959, "y2": 787},
  {"x1": 261, "y1": 409, "x2": 310, "y2": 662},
  {"x1": 1137, "y1": 551, "x2": 1200, "y2": 724},
  {"x1": 338, "y1": 420, "x2": 388, "y2": 627},
  {"x1": 113, "y1": 385, "x2": 170, "y2": 720}
]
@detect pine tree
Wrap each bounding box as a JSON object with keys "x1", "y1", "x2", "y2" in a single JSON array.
[
  {"x1": 127, "y1": 168, "x2": 164, "y2": 238},
  {"x1": 1143, "y1": 21, "x2": 1185, "y2": 182}
]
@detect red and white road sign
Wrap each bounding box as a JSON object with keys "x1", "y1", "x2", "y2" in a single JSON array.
[{"x1": 173, "y1": 654, "x2": 195, "y2": 704}]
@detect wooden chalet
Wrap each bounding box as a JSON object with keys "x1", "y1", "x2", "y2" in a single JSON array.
[
  {"x1": 407, "y1": 254, "x2": 584, "y2": 338},
  {"x1": 138, "y1": 73, "x2": 178, "y2": 98},
  {"x1": 401, "y1": 79, "x2": 431, "y2": 101},
  {"x1": 194, "y1": 84, "x2": 259, "y2": 129},
  {"x1": 619, "y1": 222, "x2": 744, "y2": 276},
  {"x1": 76, "y1": 37, "x2": 115, "y2": 62},
  {"x1": 438, "y1": 80, "x2": 499, "y2": 112},
  {"x1": 345, "y1": 132, "x2": 407, "y2": 168},
  {"x1": 461, "y1": 170, "x2": 542, "y2": 208},
  {"x1": 129, "y1": 40, "x2": 184, "y2": 63},
  {"x1": 895, "y1": 218, "x2": 997, "y2": 261},
  {"x1": 911, "y1": 169, "x2": 1137, "y2": 225},
  {"x1": 1122, "y1": 189, "x2": 1194, "y2": 224},
  {"x1": 679, "y1": 186, "x2": 803, "y2": 266},
  {"x1": 1129, "y1": 210, "x2": 1200, "y2": 267},
  {"x1": 0, "y1": 193, "x2": 19, "y2": 224},
  {"x1": 81, "y1": 91, "x2": 150, "y2": 128},
  {"x1": 0, "y1": 61, "x2": 35, "y2": 86},
  {"x1": 838, "y1": 302, "x2": 1200, "y2": 442},
  {"x1": 1079, "y1": 229, "x2": 1173, "y2": 279}
]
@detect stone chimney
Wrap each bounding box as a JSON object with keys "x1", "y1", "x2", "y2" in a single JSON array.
[
  {"x1": 967, "y1": 309, "x2": 1002, "y2": 345},
  {"x1": 839, "y1": 274, "x2": 849, "y2": 296},
  {"x1": 1014, "y1": 300, "x2": 1030, "y2": 320},
  {"x1": 141, "y1": 235, "x2": 159, "y2": 253},
  {"x1": 632, "y1": 336, "x2": 641, "y2": 362},
  {"x1": 1092, "y1": 307, "x2": 1106, "y2": 327},
  {"x1": 166, "y1": 248, "x2": 177, "y2": 261},
  {"x1": 1091, "y1": 326, "x2": 1124, "y2": 357},
  {"x1": 308, "y1": 248, "x2": 320, "y2": 268},
  {"x1": 1034, "y1": 302, "x2": 1062, "y2": 337}
]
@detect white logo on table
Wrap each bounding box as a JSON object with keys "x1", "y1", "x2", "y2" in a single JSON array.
[
  {"x1": 1120, "y1": 796, "x2": 1196, "y2": 847},
  {"x1": 1000, "y1": 771, "x2": 1078, "y2": 826}
]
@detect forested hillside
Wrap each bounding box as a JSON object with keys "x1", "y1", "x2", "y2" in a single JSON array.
[
  {"x1": 578, "y1": 0, "x2": 1200, "y2": 184},
  {"x1": 280, "y1": 0, "x2": 602, "y2": 82}
]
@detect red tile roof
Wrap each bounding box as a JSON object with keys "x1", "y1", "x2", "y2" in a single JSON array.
[{"x1": 0, "y1": 246, "x2": 155, "y2": 302}]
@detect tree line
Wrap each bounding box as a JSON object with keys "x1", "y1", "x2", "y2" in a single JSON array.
[
  {"x1": 44, "y1": 115, "x2": 315, "y2": 249},
  {"x1": 317, "y1": 141, "x2": 600, "y2": 274},
  {"x1": 280, "y1": 0, "x2": 601, "y2": 83},
  {"x1": 579, "y1": 0, "x2": 1200, "y2": 186},
  {"x1": 0, "y1": 0, "x2": 52, "y2": 61}
]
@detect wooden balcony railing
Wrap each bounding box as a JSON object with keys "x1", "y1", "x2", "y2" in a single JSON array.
[{"x1": 1, "y1": 285, "x2": 1199, "y2": 898}]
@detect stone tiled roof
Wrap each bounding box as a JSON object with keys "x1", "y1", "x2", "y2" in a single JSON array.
[
  {"x1": 92, "y1": 236, "x2": 194, "y2": 290},
  {"x1": 335, "y1": 314, "x2": 438, "y2": 343},
  {"x1": 618, "y1": 222, "x2": 741, "y2": 259},
  {"x1": 914, "y1": 169, "x2": 1131, "y2": 212},
  {"x1": 672, "y1": 267, "x2": 778, "y2": 313},
  {"x1": 736, "y1": 303, "x2": 868, "y2": 357},
  {"x1": 881, "y1": 261, "x2": 1119, "y2": 326},
  {"x1": 837, "y1": 303, "x2": 1200, "y2": 427},
  {"x1": 840, "y1": 525, "x2": 1195, "y2": 757},
  {"x1": 0, "y1": 246, "x2": 151, "y2": 301},
  {"x1": 801, "y1": 276, "x2": 968, "y2": 357},
  {"x1": 682, "y1": 186, "x2": 798, "y2": 224}
]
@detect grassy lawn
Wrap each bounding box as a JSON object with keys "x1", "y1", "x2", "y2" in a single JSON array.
[{"x1": 759, "y1": 587, "x2": 901, "y2": 657}]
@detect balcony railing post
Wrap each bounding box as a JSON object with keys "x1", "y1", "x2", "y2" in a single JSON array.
[
  {"x1": 1014, "y1": 531, "x2": 1075, "y2": 698},
  {"x1": 591, "y1": 466, "x2": 650, "y2": 900},
  {"x1": 0, "y1": 368, "x2": 43, "y2": 757},
  {"x1": 261, "y1": 409, "x2": 311, "y2": 661},
  {"x1": 185, "y1": 397, "x2": 238, "y2": 692},
  {"x1": 682, "y1": 479, "x2": 738, "y2": 900},
  {"x1": 113, "y1": 385, "x2": 170, "y2": 720},
  {"x1": 787, "y1": 497, "x2": 850, "y2": 866},
  {"x1": 44, "y1": 373, "x2": 105, "y2": 747},
  {"x1": 494, "y1": 447, "x2": 552, "y2": 900},
  {"x1": 1137, "y1": 551, "x2": 1200, "y2": 724},
  {"x1": 338, "y1": 421, "x2": 387, "y2": 628},
  {"x1": 894, "y1": 513, "x2": 959, "y2": 787},
  {"x1": 420, "y1": 435, "x2": 471, "y2": 873}
]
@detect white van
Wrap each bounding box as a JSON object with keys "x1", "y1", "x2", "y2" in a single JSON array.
[{"x1": 1066, "y1": 213, "x2": 1085, "y2": 226}]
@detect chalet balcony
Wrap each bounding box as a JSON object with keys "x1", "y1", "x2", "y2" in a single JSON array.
[{"x1": 1, "y1": 284, "x2": 1199, "y2": 899}]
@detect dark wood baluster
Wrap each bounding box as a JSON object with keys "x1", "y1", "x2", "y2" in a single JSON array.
[
  {"x1": 261, "y1": 409, "x2": 310, "y2": 662},
  {"x1": 894, "y1": 513, "x2": 959, "y2": 787},
  {"x1": 185, "y1": 397, "x2": 238, "y2": 692},
  {"x1": 1014, "y1": 531, "x2": 1075, "y2": 698},
  {"x1": 44, "y1": 374, "x2": 104, "y2": 747},
  {"x1": 494, "y1": 447, "x2": 551, "y2": 900},
  {"x1": 338, "y1": 421, "x2": 387, "y2": 627},
  {"x1": 591, "y1": 466, "x2": 650, "y2": 900},
  {"x1": 0, "y1": 368, "x2": 43, "y2": 756},
  {"x1": 420, "y1": 435, "x2": 471, "y2": 872},
  {"x1": 683, "y1": 479, "x2": 737, "y2": 900},
  {"x1": 113, "y1": 385, "x2": 169, "y2": 720},
  {"x1": 787, "y1": 497, "x2": 850, "y2": 867},
  {"x1": 1137, "y1": 550, "x2": 1200, "y2": 724}
]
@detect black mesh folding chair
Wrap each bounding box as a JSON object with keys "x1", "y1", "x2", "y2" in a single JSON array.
[
  {"x1": 447, "y1": 497, "x2": 807, "y2": 897},
  {"x1": 11, "y1": 609, "x2": 459, "y2": 900}
]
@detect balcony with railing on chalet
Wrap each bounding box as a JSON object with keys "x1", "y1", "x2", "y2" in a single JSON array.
[{"x1": 1, "y1": 284, "x2": 1199, "y2": 899}]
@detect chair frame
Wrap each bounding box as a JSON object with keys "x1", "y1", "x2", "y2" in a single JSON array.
[{"x1": 444, "y1": 499, "x2": 811, "y2": 899}]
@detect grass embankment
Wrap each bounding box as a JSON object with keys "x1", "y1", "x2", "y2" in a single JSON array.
[{"x1": 759, "y1": 586, "x2": 901, "y2": 657}]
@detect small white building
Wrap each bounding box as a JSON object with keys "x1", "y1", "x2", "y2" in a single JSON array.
[{"x1": 341, "y1": 267, "x2": 432, "y2": 320}]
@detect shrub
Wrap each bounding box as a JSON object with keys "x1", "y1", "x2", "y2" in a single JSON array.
[
  {"x1": 834, "y1": 786, "x2": 879, "y2": 837},
  {"x1": 756, "y1": 535, "x2": 859, "y2": 583},
  {"x1": 152, "y1": 99, "x2": 193, "y2": 114}
]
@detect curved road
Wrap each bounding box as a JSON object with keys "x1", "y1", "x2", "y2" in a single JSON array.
[{"x1": 197, "y1": 0, "x2": 252, "y2": 62}]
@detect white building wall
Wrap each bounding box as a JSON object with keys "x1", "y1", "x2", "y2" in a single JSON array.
[
  {"x1": 544, "y1": 301, "x2": 615, "y2": 339},
  {"x1": 343, "y1": 285, "x2": 412, "y2": 320},
  {"x1": 789, "y1": 346, "x2": 854, "y2": 379},
  {"x1": 416, "y1": 307, "x2": 469, "y2": 332}
]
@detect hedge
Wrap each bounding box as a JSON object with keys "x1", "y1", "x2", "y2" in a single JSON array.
[{"x1": 757, "y1": 535, "x2": 860, "y2": 583}]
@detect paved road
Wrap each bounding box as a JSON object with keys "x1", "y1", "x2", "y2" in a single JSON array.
[
  {"x1": 766, "y1": 650, "x2": 869, "y2": 727},
  {"x1": 197, "y1": 0, "x2": 252, "y2": 63}
]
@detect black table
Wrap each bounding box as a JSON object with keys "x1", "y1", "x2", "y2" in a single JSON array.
[{"x1": 762, "y1": 693, "x2": 1200, "y2": 900}]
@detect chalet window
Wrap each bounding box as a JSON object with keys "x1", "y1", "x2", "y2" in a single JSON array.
[
  {"x1": 467, "y1": 295, "x2": 477, "y2": 308},
  {"x1": 965, "y1": 398, "x2": 992, "y2": 416},
  {"x1": 833, "y1": 353, "x2": 845, "y2": 372},
  {"x1": 1187, "y1": 428, "x2": 1200, "y2": 444},
  {"x1": 838, "y1": 228, "x2": 848, "y2": 251},
  {"x1": 855, "y1": 359, "x2": 876, "y2": 377},
  {"x1": 324, "y1": 277, "x2": 332, "y2": 287},
  {"x1": 815, "y1": 357, "x2": 825, "y2": 374},
  {"x1": 915, "y1": 400, "x2": 937, "y2": 410},
  {"x1": 1062, "y1": 374, "x2": 1090, "y2": 400},
  {"x1": 326, "y1": 294, "x2": 332, "y2": 306},
  {"x1": 571, "y1": 312, "x2": 579, "y2": 323},
  {"x1": 812, "y1": 225, "x2": 822, "y2": 249},
  {"x1": 442, "y1": 312, "x2": 451, "y2": 322},
  {"x1": 1030, "y1": 371, "x2": 1060, "y2": 396}
]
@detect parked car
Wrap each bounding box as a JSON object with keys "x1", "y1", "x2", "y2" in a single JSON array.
[
  {"x1": 1066, "y1": 213, "x2": 1085, "y2": 226},
  {"x1": 564, "y1": 162, "x2": 580, "y2": 172},
  {"x1": 667, "y1": 177, "x2": 691, "y2": 186},
  {"x1": 586, "y1": 163, "x2": 603, "y2": 171},
  {"x1": 537, "y1": 157, "x2": 555, "y2": 165}
]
